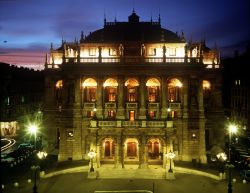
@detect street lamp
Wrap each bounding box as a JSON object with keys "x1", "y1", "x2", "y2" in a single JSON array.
[
  {"x1": 166, "y1": 151, "x2": 176, "y2": 173},
  {"x1": 31, "y1": 165, "x2": 40, "y2": 193},
  {"x1": 31, "y1": 151, "x2": 47, "y2": 193},
  {"x1": 217, "y1": 152, "x2": 227, "y2": 179},
  {"x1": 227, "y1": 123, "x2": 238, "y2": 193},
  {"x1": 88, "y1": 149, "x2": 96, "y2": 172},
  {"x1": 28, "y1": 124, "x2": 39, "y2": 150}
]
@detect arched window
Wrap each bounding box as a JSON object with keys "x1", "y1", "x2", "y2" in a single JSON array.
[
  {"x1": 148, "y1": 139, "x2": 161, "y2": 159},
  {"x1": 125, "y1": 78, "x2": 139, "y2": 102},
  {"x1": 146, "y1": 78, "x2": 160, "y2": 102},
  {"x1": 82, "y1": 78, "x2": 97, "y2": 102},
  {"x1": 168, "y1": 78, "x2": 182, "y2": 102},
  {"x1": 55, "y1": 80, "x2": 63, "y2": 104},
  {"x1": 103, "y1": 78, "x2": 118, "y2": 102},
  {"x1": 203, "y1": 80, "x2": 211, "y2": 107}
]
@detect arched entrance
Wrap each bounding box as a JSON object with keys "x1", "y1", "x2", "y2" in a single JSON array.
[
  {"x1": 124, "y1": 138, "x2": 139, "y2": 164},
  {"x1": 147, "y1": 138, "x2": 163, "y2": 165},
  {"x1": 101, "y1": 138, "x2": 115, "y2": 164}
]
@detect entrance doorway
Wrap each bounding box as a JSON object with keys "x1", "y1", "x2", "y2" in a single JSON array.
[{"x1": 127, "y1": 142, "x2": 137, "y2": 157}]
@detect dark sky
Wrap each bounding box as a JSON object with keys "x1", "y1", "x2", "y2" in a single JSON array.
[{"x1": 0, "y1": 0, "x2": 249, "y2": 69}]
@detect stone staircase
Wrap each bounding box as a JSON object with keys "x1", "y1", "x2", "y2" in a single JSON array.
[{"x1": 97, "y1": 165, "x2": 165, "y2": 179}]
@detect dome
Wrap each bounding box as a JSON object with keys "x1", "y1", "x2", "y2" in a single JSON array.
[{"x1": 83, "y1": 11, "x2": 184, "y2": 43}]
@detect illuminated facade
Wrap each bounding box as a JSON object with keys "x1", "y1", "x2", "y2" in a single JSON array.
[{"x1": 44, "y1": 11, "x2": 224, "y2": 166}]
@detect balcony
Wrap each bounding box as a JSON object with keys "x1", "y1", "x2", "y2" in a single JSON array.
[
  {"x1": 169, "y1": 102, "x2": 181, "y2": 109},
  {"x1": 147, "y1": 121, "x2": 165, "y2": 128},
  {"x1": 147, "y1": 103, "x2": 159, "y2": 109},
  {"x1": 84, "y1": 102, "x2": 95, "y2": 109},
  {"x1": 123, "y1": 121, "x2": 140, "y2": 127},
  {"x1": 126, "y1": 102, "x2": 138, "y2": 109},
  {"x1": 89, "y1": 120, "x2": 174, "y2": 128},
  {"x1": 105, "y1": 102, "x2": 116, "y2": 108}
]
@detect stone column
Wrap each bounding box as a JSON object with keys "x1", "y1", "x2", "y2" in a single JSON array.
[
  {"x1": 162, "y1": 145, "x2": 167, "y2": 169},
  {"x1": 139, "y1": 76, "x2": 146, "y2": 119},
  {"x1": 183, "y1": 78, "x2": 189, "y2": 118},
  {"x1": 161, "y1": 77, "x2": 167, "y2": 119},
  {"x1": 96, "y1": 144, "x2": 101, "y2": 168},
  {"x1": 114, "y1": 136, "x2": 122, "y2": 168},
  {"x1": 96, "y1": 78, "x2": 103, "y2": 118},
  {"x1": 198, "y1": 79, "x2": 207, "y2": 163},
  {"x1": 138, "y1": 144, "x2": 142, "y2": 168},
  {"x1": 140, "y1": 135, "x2": 148, "y2": 168},
  {"x1": 117, "y1": 77, "x2": 125, "y2": 119}
]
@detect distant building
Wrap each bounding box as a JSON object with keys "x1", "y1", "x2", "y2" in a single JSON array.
[
  {"x1": 0, "y1": 63, "x2": 44, "y2": 138},
  {"x1": 223, "y1": 47, "x2": 250, "y2": 136},
  {"x1": 44, "y1": 11, "x2": 224, "y2": 166}
]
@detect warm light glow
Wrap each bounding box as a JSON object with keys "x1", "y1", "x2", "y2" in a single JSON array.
[
  {"x1": 168, "y1": 78, "x2": 182, "y2": 88},
  {"x1": 203, "y1": 80, "x2": 211, "y2": 89},
  {"x1": 37, "y1": 151, "x2": 48, "y2": 159},
  {"x1": 125, "y1": 78, "x2": 139, "y2": 87},
  {"x1": 88, "y1": 150, "x2": 96, "y2": 159},
  {"x1": 228, "y1": 124, "x2": 237, "y2": 134},
  {"x1": 103, "y1": 78, "x2": 118, "y2": 87},
  {"x1": 146, "y1": 78, "x2": 160, "y2": 87},
  {"x1": 82, "y1": 78, "x2": 97, "y2": 87},
  {"x1": 166, "y1": 151, "x2": 176, "y2": 159},
  {"x1": 28, "y1": 124, "x2": 38, "y2": 134},
  {"x1": 216, "y1": 152, "x2": 227, "y2": 161},
  {"x1": 56, "y1": 80, "x2": 63, "y2": 88}
]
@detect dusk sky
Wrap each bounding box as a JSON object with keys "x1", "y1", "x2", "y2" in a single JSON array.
[{"x1": 0, "y1": 0, "x2": 249, "y2": 70}]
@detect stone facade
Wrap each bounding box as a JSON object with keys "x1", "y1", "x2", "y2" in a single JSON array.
[{"x1": 43, "y1": 12, "x2": 224, "y2": 167}]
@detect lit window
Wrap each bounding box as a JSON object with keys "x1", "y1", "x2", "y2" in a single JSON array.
[
  {"x1": 67, "y1": 131, "x2": 73, "y2": 138},
  {"x1": 87, "y1": 111, "x2": 95, "y2": 118},
  {"x1": 89, "y1": 47, "x2": 96, "y2": 56},
  {"x1": 107, "y1": 88, "x2": 117, "y2": 102},
  {"x1": 148, "y1": 111, "x2": 156, "y2": 118},
  {"x1": 148, "y1": 48, "x2": 156, "y2": 56},
  {"x1": 169, "y1": 48, "x2": 176, "y2": 56},
  {"x1": 129, "y1": 111, "x2": 135, "y2": 121},
  {"x1": 86, "y1": 87, "x2": 96, "y2": 102},
  {"x1": 128, "y1": 88, "x2": 136, "y2": 102},
  {"x1": 148, "y1": 87, "x2": 157, "y2": 102},
  {"x1": 109, "y1": 48, "x2": 117, "y2": 56},
  {"x1": 108, "y1": 110, "x2": 115, "y2": 118}
]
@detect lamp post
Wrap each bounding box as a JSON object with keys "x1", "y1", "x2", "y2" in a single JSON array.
[
  {"x1": 227, "y1": 124, "x2": 237, "y2": 193},
  {"x1": 216, "y1": 152, "x2": 227, "y2": 179},
  {"x1": 31, "y1": 165, "x2": 40, "y2": 193},
  {"x1": 30, "y1": 151, "x2": 47, "y2": 193},
  {"x1": 166, "y1": 151, "x2": 176, "y2": 173},
  {"x1": 28, "y1": 124, "x2": 39, "y2": 150},
  {"x1": 88, "y1": 149, "x2": 96, "y2": 172}
]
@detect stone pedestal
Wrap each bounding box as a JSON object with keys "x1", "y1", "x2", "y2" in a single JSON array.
[
  {"x1": 87, "y1": 171, "x2": 97, "y2": 179},
  {"x1": 166, "y1": 172, "x2": 175, "y2": 180}
]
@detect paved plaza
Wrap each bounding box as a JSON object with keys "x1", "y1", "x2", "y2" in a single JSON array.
[{"x1": 2, "y1": 165, "x2": 249, "y2": 193}]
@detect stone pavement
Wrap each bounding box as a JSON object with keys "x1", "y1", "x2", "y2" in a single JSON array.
[{"x1": 42, "y1": 164, "x2": 219, "y2": 180}]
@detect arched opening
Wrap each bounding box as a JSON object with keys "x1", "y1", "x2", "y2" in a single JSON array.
[
  {"x1": 146, "y1": 78, "x2": 160, "y2": 102},
  {"x1": 203, "y1": 80, "x2": 211, "y2": 110},
  {"x1": 82, "y1": 78, "x2": 97, "y2": 102},
  {"x1": 125, "y1": 78, "x2": 139, "y2": 102},
  {"x1": 167, "y1": 78, "x2": 182, "y2": 102},
  {"x1": 55, "y1": 80, "x2": 63, "y2": 105},
  {"x1": 148, "y1": 138, "x2": 161, "y2": 160},
  {"x1": 103, "y1": 78, "x2": 118, "y2": 102},
  {"x1": 102, "y1": 138, "x2": 115, "y2": 158},
  {"x1": 124, "y1": 138, "x2": 139, "y2": 161}
]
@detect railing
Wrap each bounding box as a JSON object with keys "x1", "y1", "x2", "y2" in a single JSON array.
[
  {"x1": 126, "y1": 102, "x2": 138, "y2": 109},
  {"x1": 89, "y1": 120, "x2": 174, "y2": 128},
  {"x1": 84, "y1": 102, "x2": 95, "y2": 109},
  {"x1": 148, "y1": 103, "x2": 159, "y2": 108},
  {"x1": 169, "y1": 102, "x2": 181, "y2": 109},
  {"x1": 105, "y1": 102, "x2": 116, "y2": 108}
]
